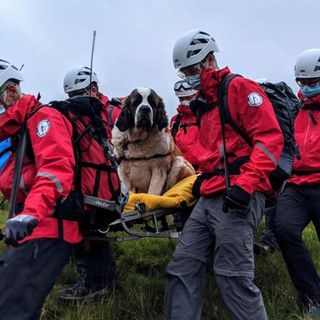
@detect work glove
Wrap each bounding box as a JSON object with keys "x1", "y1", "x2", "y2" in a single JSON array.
[
  {"x1": 5, "y1": 214, "x2": 39, "y2": 245},
  {"x1": 223, "y1": 185, "x2": 251, "y2": 216}
]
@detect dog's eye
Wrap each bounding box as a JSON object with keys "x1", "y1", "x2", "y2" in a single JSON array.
[
  {"x1": 132, "y1": 95, "x2": 143, "y2": 109},
  {"x1": 147, "y1": 95, "x2": 156, "y2": 108}
]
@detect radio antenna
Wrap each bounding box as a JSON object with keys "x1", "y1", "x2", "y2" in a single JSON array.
[{"x1": 89, "y1": 30, "x2": 97, "y2": 97}]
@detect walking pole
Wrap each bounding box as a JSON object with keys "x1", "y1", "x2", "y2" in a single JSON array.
[
  {"x1": 0, "y1": 123, "x2": 28, "y2": 241},
  {"x1": 8, "y1": 123, "x2": 27, "y2": 219}
]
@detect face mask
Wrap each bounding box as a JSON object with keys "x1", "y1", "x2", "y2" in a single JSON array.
[
  {"x1": 186, "y1": 74, "x2": 201, "y2": 89},
  {"x1": 301, "y1": 84, "x2": 320, "y2": 98}
]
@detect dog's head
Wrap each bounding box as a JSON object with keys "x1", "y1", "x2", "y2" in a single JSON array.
[{"x1": 116, "y1": 87, "x2": 168, "y2": 132}]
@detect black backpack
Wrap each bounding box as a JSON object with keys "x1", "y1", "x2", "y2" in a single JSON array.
[
  {"x1": 30, "y1": 96, "x2": 121, "y2": 233},
  {"x1": 218, "y1": 75, "x2": 301, "y2": 191}
]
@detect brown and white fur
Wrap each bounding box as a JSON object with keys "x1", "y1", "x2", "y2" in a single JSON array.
[{"x1": 112, "y1": 87, "x2": 195, "y2": 195}]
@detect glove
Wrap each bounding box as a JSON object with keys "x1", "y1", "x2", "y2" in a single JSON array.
[
  {"x1": 223, "y1": 185, "x2": 251, "y2": 215},
  {"x1": 190, "y1": 96, "x2": 214, "y2": 116},
  {"x1": 110, "y1": 97, "x2": 122, "y2": 106},
  {"x1": 5, "y1": 214, "x2": 39, "y2": 245}
]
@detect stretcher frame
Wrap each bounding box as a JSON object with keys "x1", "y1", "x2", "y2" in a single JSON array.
[{"x1": 83, "y1": 195, "x2": 182, "y2": 241}]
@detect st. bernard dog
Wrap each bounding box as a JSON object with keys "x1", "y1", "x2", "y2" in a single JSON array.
[{"x1": 112, "y1": 87, "x2": 195, "y2": 195}]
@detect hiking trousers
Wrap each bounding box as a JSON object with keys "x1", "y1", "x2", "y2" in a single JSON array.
[
  {"x1": 0, "y1": 238, "x2": 72, "y2": 320},
  {"x1": 259, "y1": 201, "x2": 278, "y2": 249},
  {"x1": 75, "y1": 235, "x2": 117, "y2": 290},
  {"x1": 275, "y1": 183, "x2": 320, "y2": 308},
  {"x1": 165, "y1": 193, "x2": 267, "y2": 320}
]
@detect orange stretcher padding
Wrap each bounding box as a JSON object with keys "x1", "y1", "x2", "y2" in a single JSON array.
[{"x1": 123, "y1": 175, "x2": 197, "y2": 213}]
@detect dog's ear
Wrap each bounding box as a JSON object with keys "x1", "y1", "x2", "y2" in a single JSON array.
[
  {"x1": 156, "y1": 97, "x2": 168, "y2": 130},
  {"x1": 115, "y1": 97, "x2": 134, "y2": 132}
]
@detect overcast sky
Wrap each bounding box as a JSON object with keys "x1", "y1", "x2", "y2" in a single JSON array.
[{"x1": 1, "y1": 0, "x2": 319, "y2": 117}]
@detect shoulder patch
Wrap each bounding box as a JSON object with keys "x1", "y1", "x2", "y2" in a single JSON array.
[
  {"x1": 36, "y1": 119, "x2": 50, "y2": 137},
  {"x1": 247, "y1": 92, "x2": 263, "y2": 107}
]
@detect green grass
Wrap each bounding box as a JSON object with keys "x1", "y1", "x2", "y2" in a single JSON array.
[{"x1": 0, "y1": 206, "x2": 319, "y2": 320}]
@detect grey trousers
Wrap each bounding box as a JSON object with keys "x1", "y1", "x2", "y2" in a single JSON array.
[{"x1": 165, "y1": 193, "x2": 268, "y2": 320}]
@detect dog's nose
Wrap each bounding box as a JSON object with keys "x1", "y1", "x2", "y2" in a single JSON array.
[{"x1": 140, "y1": 105, "x2": 151, "y2": 113}]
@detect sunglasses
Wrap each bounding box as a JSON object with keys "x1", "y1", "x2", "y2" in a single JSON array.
[
  {"x1": 178, "y1": 63, "x2": 203, "y2": 79},
  {"x1": 296, "y1": 78, "x2": 320, "y2": 88}
]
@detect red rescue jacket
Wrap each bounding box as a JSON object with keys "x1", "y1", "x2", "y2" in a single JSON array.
[
  {"x1": 289, "y1": 92, "x2": 320, "y2": 185},
  {"x1": 170, "y1": 105, "x2": 201, "y2": 171},
  {"x1": 0, "y1": 95, "x2": 82, "y2": 244},
  {"x1": 196, "y1": 67, "x2": 283, "y2": 196},
  {"x1": 99, "y1": 93, "x2": 121, "y2": 137}
]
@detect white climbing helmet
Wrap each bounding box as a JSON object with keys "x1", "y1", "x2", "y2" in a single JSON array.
[
  {"x1": 295, "y1": 49, "x2": 320, "y2": 79},
  {"x1": 173, "y1": 29, "x2": 219, "y2": 70},
  {"x1": 63, "y1": 66, "x2": 99, "y2": 93},
  {"x1": 0, "y1": 59, "x2": 23, "y2": 88}
]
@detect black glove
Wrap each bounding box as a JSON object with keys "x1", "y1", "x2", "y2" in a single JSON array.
[
  {"x1": 5, "y1": 214, "x2": 39, "y2": 245},
  {"x1": 223, "y1": 185, "x2": 251, "y2": 215},
  {"x1": 110, "y1": 97, "x2": 122, "y2": 106},
  {"x1": 190, "y1": 96, "x2": 215, "y2": 116}
]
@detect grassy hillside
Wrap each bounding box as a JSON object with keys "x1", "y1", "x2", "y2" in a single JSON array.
[{"x1": 0, "y1": 208, "x2": 318, "y2": 320}]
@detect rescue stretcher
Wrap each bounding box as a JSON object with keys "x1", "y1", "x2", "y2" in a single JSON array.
[{"x1": 83, "y1": 175, "x2": 197, "y2": 241}]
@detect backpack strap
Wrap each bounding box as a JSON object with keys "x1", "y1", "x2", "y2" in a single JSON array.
[
  {"x1": 171, "y1": 113, "x2": 200, "y2": 140},
  {"x1": 179, "y1": 121, "x2": 200, "y2": 133},
  {"x1": 302, "y1": 103, "x2": 320, "y2": 111},
  {"x1": 217, "y1": 75, "x2": 240, "y2": 122},
  {"x1": 217, "y1": 74, "x2": 251, "y2": 145},
  {"x1": 8, "y1": 122, "x2": 28, "y2": 219},
  {"x1": 217, "y1": 74, "x2": 245, "y2": 190}
]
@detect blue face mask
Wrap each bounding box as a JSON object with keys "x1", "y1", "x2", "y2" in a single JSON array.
[
  {"x1": 301, "y1": 84, "x2": 320, "y2": 98},
  {"x1": 186, "y1": 74, "x2": 201, "y2": 89}
]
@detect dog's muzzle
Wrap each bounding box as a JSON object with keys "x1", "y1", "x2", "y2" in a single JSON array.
[{"x1": 136, "y1": 105, "x2": 153, "y2": 129}]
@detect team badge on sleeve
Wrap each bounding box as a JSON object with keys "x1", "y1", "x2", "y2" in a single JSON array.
[
  {"x1": 247, "y1": 92, "x2": 263, "y2": 107},
  {"x1": 36, "y1": 120, "x2": 50, "y2": 137}
]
